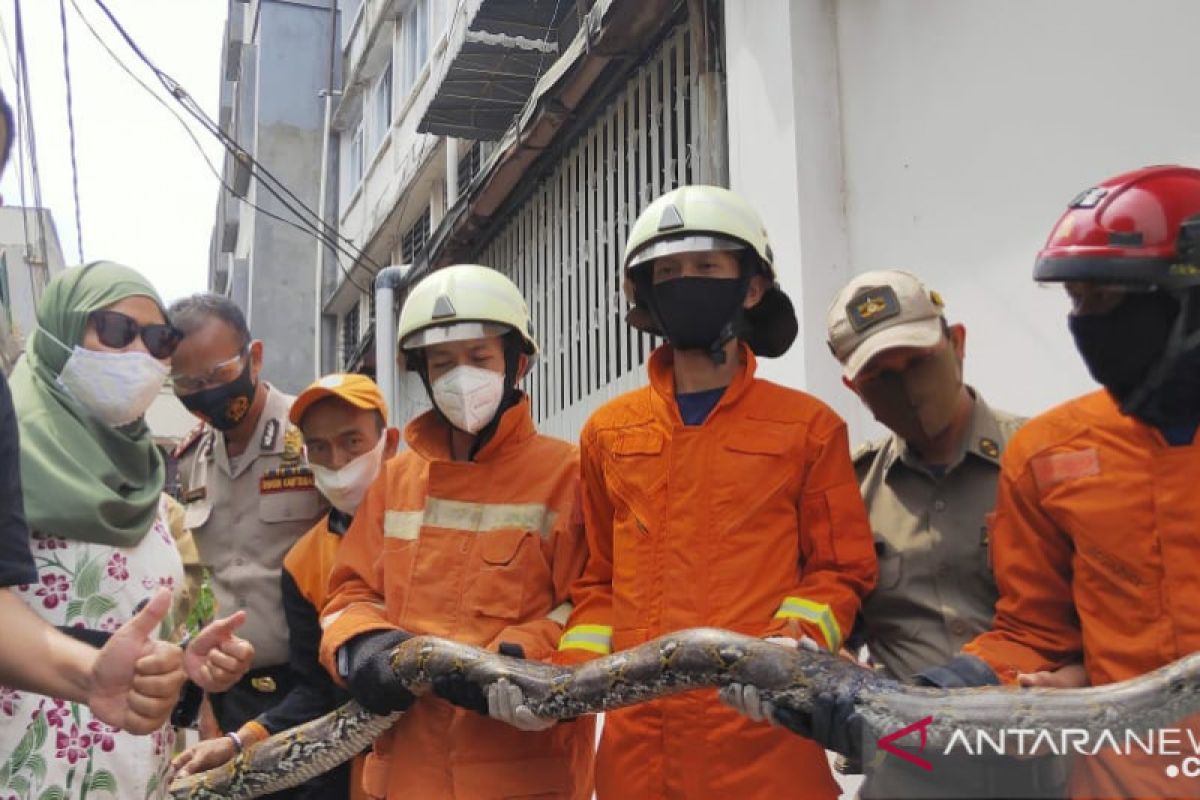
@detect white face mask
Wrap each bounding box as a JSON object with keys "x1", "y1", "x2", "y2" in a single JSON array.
[
  {"x1": 309, "y1": 435, "x2": 387, "y2": 514},
  {"x1": 431, "y1": 364, "x2": 506, "y2": 434},
  {"x1": 43, "y1": 329, "x2": 168, "y2": 427}
]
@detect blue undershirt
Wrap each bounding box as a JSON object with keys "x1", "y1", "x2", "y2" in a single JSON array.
[
  {"x1": 675, "y1": 387, "x2": 726, "y2": 426},
  {"x1": 1157, "y1": 420, "x2": 1200, "y2": 447}
]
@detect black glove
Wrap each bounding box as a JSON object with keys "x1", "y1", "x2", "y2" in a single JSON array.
[
  {"x1": 913, "y1": 654, "x2": 999, "y2": 688},
  {"x1": 343, "y1": 629, "x2": 417, "y2": 715},
  {"x1": 773, "y1": 689, "x2": 864, "y2": 760},
  {"x1": 432, "y1": 642, "x2": 525, "y2": 716}
]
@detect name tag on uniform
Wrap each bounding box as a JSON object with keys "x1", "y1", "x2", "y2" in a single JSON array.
[{"x1": 260, "y1": 466, "x2": 316, "y2": 494}]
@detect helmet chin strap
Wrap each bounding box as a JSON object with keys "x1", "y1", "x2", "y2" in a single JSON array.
[{"x1": 1121, "y1": 290, "x2": 1200, "y2": 418}]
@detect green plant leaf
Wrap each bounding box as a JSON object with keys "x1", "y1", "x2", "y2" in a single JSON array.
[
  {"x1": 3, "y1": 715, "x2": 40, "y2": 775},
  {"x1": 64, "y1": 600, "x2": 84, "y2": 623},
  {"x1": 25, "y1": 753, "x2": 46, "y2": 784},
  {"x1": 37, "y1": 785, "x2": 66, "y2": 800},
  {"x1": 82, "y1": 596, "x2": 116, "y2": 622},
  {"x1": 74, "y1": 557, "x2": 102, "y2": 599},
  {"x1": 8, "y1": 775, "x2": 29, "y2": 797},
  {"x1": 88, "y1": 769, "x2": 117, "y2": 796}
]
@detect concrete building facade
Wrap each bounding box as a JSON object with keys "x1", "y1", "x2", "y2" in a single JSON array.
[
  {"x1": 326, "y1": 0, "x2": 1200, "y2": 444},
  {"x1": 0, "y1": 206, "x2": 66, "y2": 371},
  {"x1": 210, "y1": 0, "x2": 339, "y2": 394}
]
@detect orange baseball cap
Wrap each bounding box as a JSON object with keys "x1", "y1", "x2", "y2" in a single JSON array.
[{"x1": 289, "y1": 373, "x2": 388, "y2": 426}]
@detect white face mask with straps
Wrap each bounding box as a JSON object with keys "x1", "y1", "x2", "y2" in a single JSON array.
[
  {"x1": 431, "y1": 365, "x2": 506, "y2": 434},
  {"x1": 309, "y1": 435, "x2": 387, "y2": 515},
  {"x1": 40, "y1": 327, "x2": 168, "y2": 427}
]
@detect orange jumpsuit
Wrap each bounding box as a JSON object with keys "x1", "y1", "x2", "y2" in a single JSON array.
[
  {"x1": 559, "y1": 344, "x2": 877, "y2": 799},
  {"x1": 319, "y1": 397, "x2": 595, "y2": 800},
  {"x1": 964, "y1": 389, "x2": 1200, "y2": 799}
]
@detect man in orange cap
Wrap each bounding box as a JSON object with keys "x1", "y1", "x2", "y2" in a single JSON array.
[{"x1": 172, "y1": 373, "x2": 399, "y2": 799}]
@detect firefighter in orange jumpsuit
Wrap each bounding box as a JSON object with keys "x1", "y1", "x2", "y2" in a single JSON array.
[
  {"x1": 318, "y1": 265, "x2": 594, "y2": 799},
  {"x1": 482, "y1": 185, "x2": 877, "y2": 799},
  {"x1": 173, "y1": 373, "x2": 399, "y2": 799},
  {"x1": 793, "y1": 165, "x2": 1200, "y2": 798}
]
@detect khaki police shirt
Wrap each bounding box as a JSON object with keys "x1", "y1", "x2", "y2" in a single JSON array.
[
  {"x1": 176, "y1": 385, "x2": 325, "y2": 668},
  {"x1": 854, "y1": 391, "x2": 1024, "y2": 681}
]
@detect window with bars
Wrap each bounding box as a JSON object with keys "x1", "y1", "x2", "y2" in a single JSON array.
[
  {"x1": 341, "y1": 304, "x2": 361, "y2": 369},
  {"x1": 474, "y1": 24, "x2": 705, "y2": 439},
  {"x1": 457, "y1": 141, "x2": 485, "y2": 190},
  {"x1": 401, "y1": 207, "x2": 431, "y2": 263}
]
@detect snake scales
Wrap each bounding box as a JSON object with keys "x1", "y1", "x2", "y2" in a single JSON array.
[{"x1": 169, "y1": 628, "x2": 1200, "y2": 798}]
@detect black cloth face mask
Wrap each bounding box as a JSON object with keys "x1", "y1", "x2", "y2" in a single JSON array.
[
  {"x1": 1068, "y1": 290, "x2": 1200, "y2": 426},
  {"x1": 649, "y1": 276, "x2": 748, "y2": 356},
  {"x1": 179, "y1": 358, "x2": 258, "y2": 431},
  {"x1": 1067, "y1": 291, "x2": 1177, "y2": 399}
]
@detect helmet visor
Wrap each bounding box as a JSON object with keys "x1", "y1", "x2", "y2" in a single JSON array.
[
  {"x1": 626, "y1": 234, "x2": 748, "y2": 271},
  {"x1": 400, "y1": 321, "x2": 511, "y2": 350}
]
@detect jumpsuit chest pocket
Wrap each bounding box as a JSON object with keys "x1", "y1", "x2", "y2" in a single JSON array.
[
  {"x1": 606, "y1": 432, "x2": 666, "y2": 530},
  {"x1": 604, "y1": 432, "x2": 665, "y2": 610},
  {"x1": 715, "y1": 426, "x2": 795, "y2": 534},
  {"x1": 464, "y1": 529, "x2": 540, "y2": 622}
]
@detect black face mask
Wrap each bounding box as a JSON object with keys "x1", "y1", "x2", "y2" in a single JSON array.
[
  {"x1": 1067, "y1": 291, "x2": 1200, "y2": 426},
  {"x1": 179, "y1": 359, "x2": 258, "y2": 431},
  {"x1": 649, "y1": 276, "x2": 748, "y2": 356},
  {"x1": 1068, "y1": 292, "x2": 1177, "y2": 398}
]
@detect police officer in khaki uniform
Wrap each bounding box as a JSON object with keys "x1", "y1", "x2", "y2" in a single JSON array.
[
  {"x1": 817, "y1": 270, "x2": 1065, "y2": 798},
  {"x1": 168, "y1": 294, "x2": 324, "y2": 798}
]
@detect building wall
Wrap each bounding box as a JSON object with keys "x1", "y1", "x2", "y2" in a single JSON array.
[
  {"x1": 213, "y1": 0, "x2": 336, "y2": 394},
  {"x1": 0, "y1": 207, "x2": 67, "y2": 354},
  {"x1": 726, "y1": 0, "x2": 1200, "y2": 443}
]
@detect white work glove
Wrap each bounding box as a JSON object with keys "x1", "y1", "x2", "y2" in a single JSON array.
[
  {"x1": 486, "y1": 677, "x2": 557, "y2": 731},
  {"x1": 719, "y1": 636, "x2": 820, "y2": 724}
]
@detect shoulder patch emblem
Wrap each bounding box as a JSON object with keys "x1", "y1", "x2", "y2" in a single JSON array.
[
  {"x1": 173, "y1": 423, "x2": 207, "y2": 459},
  {"x1": 1031, "y1": 448, "x2": 1100, "y2": 490}
]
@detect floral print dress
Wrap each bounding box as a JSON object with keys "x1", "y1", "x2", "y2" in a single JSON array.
[{"x1": 0, "y1": 498, "x2": 184, "y2": 800}]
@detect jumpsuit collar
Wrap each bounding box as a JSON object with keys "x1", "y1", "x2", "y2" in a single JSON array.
[
  {"x1": 405, "y1": 394, "x2": 537, "y2": 463},
  {"x1": 646, "y1": 342, "x2": 759, "y2": 426}
]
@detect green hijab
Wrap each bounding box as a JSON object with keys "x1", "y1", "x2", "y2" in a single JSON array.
[{"x1": 9, "y1": 262, "x2": 167, "y2": 547}]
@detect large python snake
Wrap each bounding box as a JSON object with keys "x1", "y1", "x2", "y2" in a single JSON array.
[{"x1": 169, "y1": 628, "x2": 1200, "y2": 798}]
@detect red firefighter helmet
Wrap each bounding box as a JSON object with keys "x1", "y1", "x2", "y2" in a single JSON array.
[{"x1": 1035, "y1": 165, "x2": 1200, "y2": 288}]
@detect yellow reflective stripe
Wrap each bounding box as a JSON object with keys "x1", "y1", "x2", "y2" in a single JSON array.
[
  {"x1": 547, "y1": 601, "x2": 573, "y2": 626},
  {"x1": 383, "y1": 500, "x2": 557, "y2": 540},
  {"x1": 383, "y1": 510, "x2": 423, "y2": 540},
  {"x1": 558, "y1": 624, "x2": 613, "y2": 654},
  {"x1": 774, "y1": 596, "x2": 842, "y2": 652},
  {"x1": 319, "y1": 601, "x2": 386, "y2": 630}
]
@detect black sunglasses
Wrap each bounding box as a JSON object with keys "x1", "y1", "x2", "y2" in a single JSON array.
[{"x1": 89, "y1": 310, "x2": 184, "y2": 360}]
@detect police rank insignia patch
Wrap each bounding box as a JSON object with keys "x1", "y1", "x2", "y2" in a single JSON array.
[
  {"x1": 847, "y1": 286, "x2": 901, "y2": 332},
  {"x1": 260, "y1": 465, "x2": 316, "y2": 494}
]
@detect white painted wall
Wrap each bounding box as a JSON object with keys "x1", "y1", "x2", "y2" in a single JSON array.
[{"x1": 727, "y1": 0, "x2": 1200, "y2": 443}]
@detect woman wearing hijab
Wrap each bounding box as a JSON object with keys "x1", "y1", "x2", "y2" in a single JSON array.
[{"x1": 0, "y1": 262, "x2": 255, "y2": 799}]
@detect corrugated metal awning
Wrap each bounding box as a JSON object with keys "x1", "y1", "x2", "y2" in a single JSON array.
[{"x1": 418, "y1": 0, "x2": 576, "y2": 139}]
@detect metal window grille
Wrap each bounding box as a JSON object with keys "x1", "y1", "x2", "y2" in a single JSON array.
[
  {"x1": 402, "y1": 207, "x2": 432, "y2": 263},
  {"x1": 475, "y1": 24, "x2": 704, "y2": 440},
  {"x1": 457, "y1": 141, "x2": 495, "y2": 190},
  {"x1": 341, "y1": 303, "x2": 361, "y2": 369}
]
